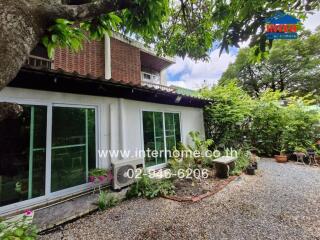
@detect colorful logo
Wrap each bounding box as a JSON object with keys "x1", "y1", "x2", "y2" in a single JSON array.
[{"x1": 265, "y1": 12, "x2": 300, "y2": 40}]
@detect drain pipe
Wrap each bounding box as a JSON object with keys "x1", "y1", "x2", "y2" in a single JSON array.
[{"x1": 119, "y1": 98, "x2": 126, "y2": 159}]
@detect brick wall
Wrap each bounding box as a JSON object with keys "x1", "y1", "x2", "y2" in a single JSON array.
[
  {"x1": 53, "y1": 40, "x2": 105, "y2": 78},
  {"x1": 110, "y1": 38, "x2": 141, "y2": 84}
]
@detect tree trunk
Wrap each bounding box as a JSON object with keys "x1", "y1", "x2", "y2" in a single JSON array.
[
  {"x1": 0, "y1": 1, "x2": 48, "y2": 91},
  {"x1": 0, "y1": 0, "x2": 132, "y2": 91}
]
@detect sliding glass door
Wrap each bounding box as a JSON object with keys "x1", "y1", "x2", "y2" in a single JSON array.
[
  {"x1": 0, "y1": 103, "x2": 97, "y2": 209},
  {"x1": 142, "y1": 111, "x2": 181, "y2": 167},
  {"x1": 0, "y1": 105, "x2": 47, "y2": 207},
  {"x1": 51, "y1": 106, "x2": 96, "y2": 192}
]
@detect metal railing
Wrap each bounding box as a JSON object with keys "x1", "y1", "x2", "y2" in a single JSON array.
[
  {"x1": 141, "y1": 81, "x2": 176, "y2": 92},
  {"x1": 25, "y1": 55, "x2": 52, "y2": 69}
]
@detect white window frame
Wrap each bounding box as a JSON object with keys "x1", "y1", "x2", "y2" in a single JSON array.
[
  {"x1": 141, "y1": 71, "x2": 160, "y2": 84},
  {"x1": 140, "y1": 109, "x2": 182, "y2": 171},
  {"x1": 0, "y1": 98, "x2": 99, "y2": 215}
]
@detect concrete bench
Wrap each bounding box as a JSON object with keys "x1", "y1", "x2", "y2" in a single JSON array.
[{"x1": 212, "y1": 156, "x2": 237, "y2": 178}]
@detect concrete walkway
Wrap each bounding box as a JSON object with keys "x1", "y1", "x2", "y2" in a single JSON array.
[{"x1": 39, "y1": 159, "x2": 320, "y2": 240}]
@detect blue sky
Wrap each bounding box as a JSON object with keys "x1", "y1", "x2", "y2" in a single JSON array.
[{"x1": 166, "y1": 11, "x2": 320, "y2": 89}]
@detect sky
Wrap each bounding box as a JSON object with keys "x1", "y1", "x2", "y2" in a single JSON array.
[{"x1": 166, "y1": 11, "x2": 320, "y2": 90}]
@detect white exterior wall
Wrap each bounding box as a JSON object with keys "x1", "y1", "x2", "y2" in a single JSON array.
[
  {"x1": 121, "y1": 98, "x2": 204, "y2": 158},
  {"x1": 0, "y1": 87, "x2": 204, "y2": 214},
  {"x1": 0, "y1": 88, "x2": 204, "y2": 168}
]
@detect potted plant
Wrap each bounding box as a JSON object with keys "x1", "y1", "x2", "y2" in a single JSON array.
[
  {"x1": 89, "y1": 168, "x2": 113, "y2": 193},
  {"x1": 246, "y1": 165, "x2": 255, "y2": 175},
  {"x1": 274, "y1": 148, "x2": 288, "y2": 163},
  {"x1": 250, "y1": 150, "x2": 258, "y2": 169}
]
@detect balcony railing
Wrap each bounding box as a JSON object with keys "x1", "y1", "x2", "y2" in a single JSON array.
[
  {"x1": 141, "y1": 81, "x2": 176, "y2": 92},
  {"x1": 25, "y1": 55, "x2": 52, "y2": 69}
]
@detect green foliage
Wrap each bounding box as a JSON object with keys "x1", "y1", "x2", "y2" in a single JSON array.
[
  {"x1": 202, "y1": 81, "x2": 254, "y2": 148},
  {"x1": 294, "y1": 146, "x2": 307, "y2": 153},
  {"x1": 281, "y1": 97, "x2": 320, "y2": 152},
  {"x1": 41, "y1": 1, "x2": 319, "y2": 61},
  {"x1": 98, "y1": 191, "x2": 119, "y2": 211},
  {"x1": 219, "y1": 28, "x2": 320, "y2": 99},
  {"x1": 168, "y1": 131, "x2": 215, "y2": 171},
  {"x1": 230, "y1": 150, "x2": 251, "y2": 176},
  {"x1": 89, "y1": 168, "x2": 107, "y2": 177},
  {"x1": 202, "y1": 85, "x2": 320, "y2": 156},
  {"x1": 0, "y1": 215, "x2": 37, "y2": 240},
  {"x1": 42, "y1": 19, "x2": 86, "y2": 58},
  {"x1": 249, "y1": 90, "x2": 287, "y2": 156},
  {"x1": 126, "y1": 174, "x2": 175, "y2": 199}
]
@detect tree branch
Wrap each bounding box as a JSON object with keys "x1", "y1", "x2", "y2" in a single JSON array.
[{"x1": 45, "y1": 0, "x2": 133, "y2": 22}]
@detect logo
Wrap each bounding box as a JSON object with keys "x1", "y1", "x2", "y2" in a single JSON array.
[{"x1": 265, "y1": 12, "x2": 300, "y2": 40}]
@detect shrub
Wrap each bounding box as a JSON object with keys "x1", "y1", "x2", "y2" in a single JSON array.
[
  {"x1": 202, "y1": 85, "x2": 320, "y2": 156},
  {"x1": 230, "y1": 150, "x2": 251, "y2": 176},
  {"x1": 126, "y1": 174, "x2": 175, "y2": 199},
  {"x1": 98, "y1": 191, "x2": 119, "y2": 211},
  {"x1": 249, "y1": 90, "x2": 287, "y2": 156},
  {"x1": 168, "y1": 131, "x2": 214, "y2": 172},
  {"x1": 202, "y1": 81, "x2": 254, "y2": 149},
  {"x1": 0, "y1": 211, "x2": 37, "y2": 240},
  {"x1": 281, "y1": 98, "x2": 319, "y2": 152}
]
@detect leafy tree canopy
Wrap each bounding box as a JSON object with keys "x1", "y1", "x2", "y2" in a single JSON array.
[
  {"x1": 43, "y1": 0, "x2": 320, "y2": 61},
  {"x1": 219, "y1": 27, "x2": 320, "y2": 98}
]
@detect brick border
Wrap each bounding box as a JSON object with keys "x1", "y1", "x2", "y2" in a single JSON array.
[{"x1": 163, "y1": 176, "x2": 238, "y2": 203}]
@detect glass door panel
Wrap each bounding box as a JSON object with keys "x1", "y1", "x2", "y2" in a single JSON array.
[
  {"x1": 154, "y1": 112, "x2": 165, "y2": 165},
  {"x1": 51, "y1": 107, "x2": 96, "y2": 192},
  {"x1": 164, "y1": 113, "x2": 181, "y2": 153},
  {"x1": 142, "y1": 112, "x2": 156, "y2": 167},
  {"x1": 0, "y1": 105, "x2": 46, "y2": 207}
]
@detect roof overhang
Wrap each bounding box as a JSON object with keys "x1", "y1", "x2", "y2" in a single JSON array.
[
  {"x1": 9, "y1": 67, "x2": 211, "y2": 108},
  {"x1": 111, "y1": 32, "x2": 175, "y2": 69}
]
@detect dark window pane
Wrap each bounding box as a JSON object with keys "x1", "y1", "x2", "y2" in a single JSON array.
[
  {"x1": 51, "y1": 107, "x2": 96, "y2": 192},
  {"x1": 0, "y1": 105, "x2": 46, "y2": 207},
  {"x1": 143, "y1": 112, "x2": 156, "y2": 167}
]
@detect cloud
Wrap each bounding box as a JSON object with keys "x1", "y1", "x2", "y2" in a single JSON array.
[
  {"x1": 167, "y1": 50, "x2": 236, "y2": 89},
  {"x1": 167, "y1": 11, "x2": 320, "y2": 89},
  {"x1": 303, "y1": 11, "x2": 320, "y2": 32}
]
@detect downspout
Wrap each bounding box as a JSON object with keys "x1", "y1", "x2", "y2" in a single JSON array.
[
  {"x1": 119, "y1": 98, "x2": 126, "y2": 159},
  {"x1": 104, "y1": 34, "x2": 111, "y2": 79}
]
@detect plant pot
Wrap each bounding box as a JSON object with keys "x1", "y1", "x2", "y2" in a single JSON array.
[
  {"x1": 246, "y1": 166, "x2": 255, "y2": 175},
  {"x1": 251, "y1": 162, "x2": 258, "y2": 169},
  {"x1": 274, "y1": 155, "x2": 288, "y2": 163}
]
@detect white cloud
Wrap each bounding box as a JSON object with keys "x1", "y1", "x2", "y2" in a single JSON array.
[
  {"x1": 167, "y1": 50, "x2": 236, "y2": 89},
  {"x1": 303, "y1": 11, "x2": 320, "y2": 32}
]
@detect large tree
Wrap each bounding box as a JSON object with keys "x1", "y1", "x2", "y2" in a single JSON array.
[
  {"x1": 1, "y1": 0, "x2": 319, "y2": 92},
  {"x1": 219, "y1": 27, "x2": 320, "y2": 97}
]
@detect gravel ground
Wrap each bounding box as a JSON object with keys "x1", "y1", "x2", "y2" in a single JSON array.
[{"x1": 40, "y1": 159, "x2": 320, "y2": 240}]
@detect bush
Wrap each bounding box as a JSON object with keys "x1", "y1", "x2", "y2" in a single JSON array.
[
  {"x1": 202, "y1": 81, "x2": 254, "y2": 149},
  {"x1": 202, "y1": 85, "x2": 320, "y2": 156},
  {"x1": 168, "y1": 131, "x2": 214, "y2": 172},
  {"x1": 126, "y1": 174, "x2": 175, "y2": 199},
  {"x1": 98, "y1": 191, "x2": 119, "y2": 211},
  {"x1": 0, "y1": 212, "x2": 37, "y2": 240},
  {"x1": 249, "y1": 90, "x2": 287, "y2": 156},
  {"x1": 230, "y1": 149, "x2": 251, "y2": 175}
]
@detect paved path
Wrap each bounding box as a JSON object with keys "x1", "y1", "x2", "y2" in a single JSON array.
[{"x1": 40, "y1": 159, "x2": 320, "y2": 240}]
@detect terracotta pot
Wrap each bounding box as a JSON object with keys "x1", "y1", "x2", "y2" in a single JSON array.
[{"x1": 274, "y1": 155, "x2": 288, "y2": 163}]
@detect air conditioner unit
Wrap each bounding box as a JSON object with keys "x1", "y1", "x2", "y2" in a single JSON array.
[{"x1": 112, "y1": 158, "x2": 144, "y2": 189}]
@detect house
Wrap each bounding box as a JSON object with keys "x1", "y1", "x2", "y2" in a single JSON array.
[{"x1": 0, "y1": 33, "x2": 209, "y2": 216}]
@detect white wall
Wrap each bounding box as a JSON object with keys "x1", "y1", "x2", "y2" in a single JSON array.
[
  {"x1": 0, "y1": 87, "x2": 205, "y2": 214},
  {"x1": 0, "y1": 87, "x2": 205, "y2": 168},
  {"x1": 121, "y1": 98, "x2": 205, "y2": 157}
]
